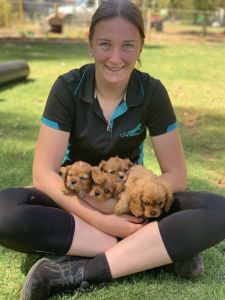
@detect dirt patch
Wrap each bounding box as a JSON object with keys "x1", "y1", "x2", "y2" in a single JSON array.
[
  {"x1": 180, "y1": 108, "x2": 203, "y2": 137},
  {"x1": 207, "y1": 169, "x2": 225, "y2": 188}
]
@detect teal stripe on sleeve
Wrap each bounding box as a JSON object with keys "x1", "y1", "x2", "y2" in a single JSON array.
[
  {"x1": 41, "y1": 117, "x2": 59, "y2": 130},
  {"x1": 166, "y1": 122, "x2": 177, "y2": 133},
  {"x1": 136, "y1": 142, "x2": 144, "y2": 164}
]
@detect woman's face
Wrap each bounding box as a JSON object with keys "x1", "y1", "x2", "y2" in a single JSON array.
[{"x1": 90, "y1": 17, "x2": 143, "y2": 86}]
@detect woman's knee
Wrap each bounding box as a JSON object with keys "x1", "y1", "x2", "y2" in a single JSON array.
[
  {"x1": 159, "y1": 191, "x2": 225, "y2": 261},
  {"x1": 173, "y1": 190, "x2": 225, "y2": 212}
]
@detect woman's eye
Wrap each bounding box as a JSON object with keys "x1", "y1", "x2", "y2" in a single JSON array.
[
  {"x1": 100, "y1": 42, "x2": 110, "y2": 49},
  {"x1": 123, "y1": 44, "x2": 133, "y2": 50}
]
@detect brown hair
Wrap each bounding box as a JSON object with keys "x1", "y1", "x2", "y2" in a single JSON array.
[{"x1": 89, "y1": 0, "x2": 145, "y2": 43}]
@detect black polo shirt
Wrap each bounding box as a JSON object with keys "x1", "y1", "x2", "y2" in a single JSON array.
[{"x1": 42, "y1": 64, "x2": 177, "y2": 166}]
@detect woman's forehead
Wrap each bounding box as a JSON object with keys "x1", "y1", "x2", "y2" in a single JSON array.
[{"x1": 93, "y1": 17, "x2": 141, "y2": 41}]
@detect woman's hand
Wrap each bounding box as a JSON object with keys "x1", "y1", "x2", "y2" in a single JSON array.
[
  {"x1": 83, "y1": 196, "x2": 117, "y2": 214},
  {"x1": 99, "y1": 213, "x2": 145, "y2": 238},
  {"x1": 83, "y1": 196, "x2": 146, "y2": 238}
]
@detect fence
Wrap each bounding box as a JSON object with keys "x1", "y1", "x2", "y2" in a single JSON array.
[{"x1": 0, "y1": 0, "x2": 224, "y2": 38}]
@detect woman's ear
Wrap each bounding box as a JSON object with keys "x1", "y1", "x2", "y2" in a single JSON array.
[{"x1": 89, "y1": 42, "x2": 94, "y2": 57}]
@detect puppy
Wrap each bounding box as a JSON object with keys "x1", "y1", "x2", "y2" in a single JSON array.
[
  {"x1": 99, "y1": 156, "x2": 133, "y2": 183},
  {"x1": 89, "y1": 167, "x2": 123, "y2": 202},
  {"x1": 60, "y1": 161, "x2": 93, "y2": 197},
  {"x1": 114, "y1": 165, "x2": 173, "y2": 218}
]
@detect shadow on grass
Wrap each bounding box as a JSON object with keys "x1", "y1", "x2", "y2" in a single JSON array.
[
  {"x1": 0, "y1": 40, "x2": 90, "y2": 63},
  {"x1": 20, "y1": 254, "x2": 44, "y2": 275},
  {"x1": 0, "y1": 78, "x2": 35, "y2": 92},
  {"x1": 175, "y1": 106, "x2": 225, "y2": 155},
  {"x1": 144, "y1": 44, "x2": 167, "y2": 49},
  {"x1": 0, "y1": 40, "x2": 167, "y2": 64}
]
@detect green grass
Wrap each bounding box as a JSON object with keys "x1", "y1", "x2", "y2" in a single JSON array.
[{"x1": 0, "y1": 38, "x2": 225, "y2": 299}]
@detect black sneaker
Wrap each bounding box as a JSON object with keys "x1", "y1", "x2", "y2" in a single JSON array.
[
  {"x1": 20, "y1": 256, "x2": 90, "y2": 300},
  {"x1": 174, "y1": 254, "x2": 204, "y2": 279}
]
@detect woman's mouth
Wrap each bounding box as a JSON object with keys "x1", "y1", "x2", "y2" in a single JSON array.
[{"x1": 105, "y1": 65, "x2": 125, "y2": 72}]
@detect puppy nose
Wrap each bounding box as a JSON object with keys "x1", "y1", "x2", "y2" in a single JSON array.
[
  {"x1": 94, "y1": 191, "x2": 101, "y2": 196},
  {"x1": 71, "y1": 180, "x2": 77, "y2": 185},
  {"x1": 150, "y1": 211, "x2": 157, "y2": 216},
  {"x1": 119, "y1": 175, "x2": 124, "y2": 180}
]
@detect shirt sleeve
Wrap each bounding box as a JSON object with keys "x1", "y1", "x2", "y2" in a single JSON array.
[
  {"x1": 146, "y1": 80, "x2": 177, "y2": 137},
  {"x1": 42, "y1": 76, "x2": 75, "y2": 132}
]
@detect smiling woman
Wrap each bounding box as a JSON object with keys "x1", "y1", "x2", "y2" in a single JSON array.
[
  {"x1": 0, "y1": 1, "x2": 225, "y2": 300},
  {"x1": 90, "y1": 18, "x2": 142, "y2": 88}
]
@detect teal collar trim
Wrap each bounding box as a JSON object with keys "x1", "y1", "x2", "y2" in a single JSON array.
[{"x1": 106, "y1": 101, "x2": 128, "y2": 133}]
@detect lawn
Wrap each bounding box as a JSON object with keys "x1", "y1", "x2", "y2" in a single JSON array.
[{"x1": 0, "y1": 37, "x2": 225, "y2": 299}]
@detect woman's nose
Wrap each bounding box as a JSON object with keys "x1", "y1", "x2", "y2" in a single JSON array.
[{"x1": 108, "y1": 47, "x2": 122, "y2": 64}]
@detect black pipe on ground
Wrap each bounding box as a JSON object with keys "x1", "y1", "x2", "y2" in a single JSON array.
[{"x1": 0, "y1": 60, "x2": 30, "y2": 86}]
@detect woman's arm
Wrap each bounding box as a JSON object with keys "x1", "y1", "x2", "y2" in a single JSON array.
[
  {"x1": 151, "y1": 128, "x2": 187, "y2": 192},
  {"x1": 32, "y1": 124, "x2": 143, "y2": 238}
]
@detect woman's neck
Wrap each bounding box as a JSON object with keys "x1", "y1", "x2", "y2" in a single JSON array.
[
  {"x1": 95, "y1": 75, "x2": 128, "y2": 104},
  {"x1": 94, "y1": 79, "x2": 128, "y2": 121}
]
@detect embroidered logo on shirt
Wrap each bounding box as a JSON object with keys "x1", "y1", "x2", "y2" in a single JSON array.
[{"x1": 120, "y1": 123, "x2": 144, "y2": 137}]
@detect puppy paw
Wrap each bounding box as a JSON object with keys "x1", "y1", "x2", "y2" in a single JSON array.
[
  {"x1": 62, "y1": 188, "x2": 71, "y2": 196},
  {"x1": 114, "y1": 197, "x2": 130, "y2": 215}
]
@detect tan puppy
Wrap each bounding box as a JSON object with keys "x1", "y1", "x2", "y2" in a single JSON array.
[
  {"x1": 89, "y1": 167, "x2": 124, "y2": 202},
  {"x1": 60, "y1": 161, "x2": 93, "y2": 197},
  {"x1": 99, "y1": 156, "x2": 133, "y2": 183},
  {"x1": 114, "y1": 165, "x2": 173, "y2": 218}
]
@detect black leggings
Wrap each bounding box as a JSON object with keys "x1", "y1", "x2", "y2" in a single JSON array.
[{"x1": 0, "y1": 187, "x2": 225, "y2": 261}]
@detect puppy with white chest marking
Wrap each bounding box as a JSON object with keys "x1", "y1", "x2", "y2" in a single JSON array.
[{"x1": 60, "y1": 161, "x2": 93, "y2": 198}]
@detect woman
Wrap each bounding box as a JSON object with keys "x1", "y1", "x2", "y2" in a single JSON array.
[{"x1": 0, "y1": 1, "x2": 224, "y2": 299}]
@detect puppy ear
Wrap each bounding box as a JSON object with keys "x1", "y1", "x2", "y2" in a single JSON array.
[
  {"x1": 99, "y1": 160, "x2": 106, "y2": 171},
  {"x1": 160, "y1": 180, "x2": 174, "y2": 212},
  {"x1": 129, "y1": 196, "x2": 143, "y2": 218},
  {"x1": 91, "y1": 167, "x2": 106, "y2": 184},
  {"x1": 126, "y1": 158, "x2": 134, "y2": 168},
  {"x1": 60, "y1": 166, "x2": 69, "y2": 179}
]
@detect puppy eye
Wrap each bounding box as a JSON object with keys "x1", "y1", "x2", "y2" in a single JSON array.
[
  {"x1": 143, "y1": 200, "x2": 150, "y2": 206},
  {"x1": 80, "y1": 176, "x2": 89, "y2": 180},
  {"x1": 104, "y1": 188, "x2": 111, "y2": 194},
  {"x1": 123, "y1": 168, "x2": 129, "y2": 173},
  {"x1": 110, "y1": 170, "x2": 116, "y2": 174}
]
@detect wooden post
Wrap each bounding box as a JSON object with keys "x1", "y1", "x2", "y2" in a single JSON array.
[
  {"x1": 146, "y1": 8, "x2": 151, "y2": 42},
  {"x1": 202, "y1": 11, "x2": 208, "y2": 37},
  {"x1": 18, "y1": 0, "x2": 25, "y2": 23},
  {"x1": 3, "y1": 0, "x2": 9, "y2": 27}
]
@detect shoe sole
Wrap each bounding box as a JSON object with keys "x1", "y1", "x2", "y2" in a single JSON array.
[{"x1": 20, "y1": 257, "x2": 50, "y2": 300}]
